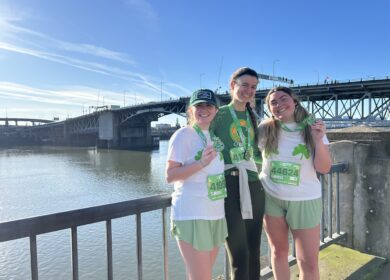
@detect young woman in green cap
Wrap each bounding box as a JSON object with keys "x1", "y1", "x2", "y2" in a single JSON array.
[{"x1": 166, "y1": 89, "x2": 227, "y2": 279}]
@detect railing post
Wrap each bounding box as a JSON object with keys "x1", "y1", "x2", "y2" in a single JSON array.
[
  {"x1": 30, "y1": 235, "x2": 38, "y2": 280},
  {"x1": 336, "y1": 171, "x2": 341, "y2": 234},
  {"x1": 106, "y1": 220, "x2": 113, "y2": 280},
  {"x1": 320, "y1": 175, "x2": 325, "y2": 243},
  {"x1": 136, "y1": 213, "x2": 143, "y2": 280},
  {"x1": 71, "y1": 226, "x2": 79, "y2": 280},
  {"x1": 328, "y1": 173, "x2": 333, "y2": 238},
  {"x1": 162, "y1": 208, "x2": 168, "y2": 280}
]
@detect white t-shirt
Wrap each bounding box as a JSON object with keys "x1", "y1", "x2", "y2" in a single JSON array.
[
  {"x1": 167, "y1": 126, "x2": 225, "y2": 220},
  {"x1": 258, "y1": 122, "x2": 329, "y2": 201}
]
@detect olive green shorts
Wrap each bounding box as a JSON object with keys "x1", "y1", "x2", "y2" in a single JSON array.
[
  {"x1": 265, "y1": 193, "x2": 322, "y2": 230},
  {"x1": 171, "y1": 218, "x2": 228, "y2": 251}
]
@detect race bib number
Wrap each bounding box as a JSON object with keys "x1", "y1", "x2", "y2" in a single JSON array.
[
  {"x1": 207, "y1": 174, "x2": 227, "y2": 201},
  {"x1": 230, "y1": 147, "x2": 245, "y2": 164},
  {"x1": 270, "y1": 161, "x2": 301, "y2": 186}
]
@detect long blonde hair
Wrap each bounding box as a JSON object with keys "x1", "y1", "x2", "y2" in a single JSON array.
[
  {"x1": 187, "y1": 106, "x2": 196, "y2": 126},
  {"x1": 261, "y1": 86, "x2": 315, "y2": 155}
]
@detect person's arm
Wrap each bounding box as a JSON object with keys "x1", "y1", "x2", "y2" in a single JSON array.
[
  {"x1": 166, "y1": 145, "x2": 217, "y2": 183},
  {"x1": 311, "y1": 120, "x2": 332, "y2": 174}
]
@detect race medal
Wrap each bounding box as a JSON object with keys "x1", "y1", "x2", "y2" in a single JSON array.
[
  {"x1": 244, "y1": 147, "x2": 253, "y2": 161},
  {"x1": 207, "y1": 174, "x2": 227, "y2": 201},
  {"x1": 270, "y1": 161, "x2": 301, "y2": 186},
  {"x1": 212, "y1": 136, "x2": 225, "y2": 153},
  {"x1": 230, "y1": 146, "x2": 245, "y2": 164},
  {"x1": 228, "y1": 104, "x2": 253, "y2": 162},
  {"x1": 306, "y1": 114, "x2": 316, "y2": 125}
]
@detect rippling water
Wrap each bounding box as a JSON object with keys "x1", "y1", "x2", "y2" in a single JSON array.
[
  {"x1": 0, "y1": 142, "x2": 275, "y2": 279},
  {"x1": 0, "y1": 143, "x2": 227, "y2": 279}
]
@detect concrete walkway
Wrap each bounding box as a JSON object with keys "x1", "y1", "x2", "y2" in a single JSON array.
[{"x1": 265, "y1": 244, "x2": 387, "y2": 280}]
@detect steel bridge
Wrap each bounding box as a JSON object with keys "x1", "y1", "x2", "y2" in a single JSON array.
[{"x1": 2, "y1": 77, "x2": 390, "y2": 148}]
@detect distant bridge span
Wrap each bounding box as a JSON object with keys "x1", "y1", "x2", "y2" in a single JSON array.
[
  {"x1": 2, "y1": 77, "x2": 390, "y2": 148},
  {"x1": 0, "y1": 118, "x2": 54, "y2": 126}
]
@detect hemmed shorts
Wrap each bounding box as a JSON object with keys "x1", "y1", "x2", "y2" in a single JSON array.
[
  {"x1": 265, "y1": 192, "x2": 322, "y2": 230},
  {"x1": 171, "y1": 218, "x2": 228, "y2": 251}
]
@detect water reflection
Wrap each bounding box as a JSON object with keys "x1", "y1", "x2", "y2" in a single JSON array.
[{"x1": 0, "y1": 143, "x2": 226, "y2": 279}]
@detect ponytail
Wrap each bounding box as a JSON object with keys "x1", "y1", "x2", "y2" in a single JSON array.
[{"x1": 246, "y1": 102, "x2": 259, "y2": 147}]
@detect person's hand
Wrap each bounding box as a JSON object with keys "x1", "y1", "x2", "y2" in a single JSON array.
[
  {"x1": 310, "y1": 120, "x2": 326, "y2": 142},
  {"x1": 200, "y1": 145, "x2": 217, "y2": 167}
]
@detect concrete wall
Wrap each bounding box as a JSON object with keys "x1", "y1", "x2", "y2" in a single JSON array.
[{"x1": 330, "y1": 140, "x2": 390, "y2": 259}]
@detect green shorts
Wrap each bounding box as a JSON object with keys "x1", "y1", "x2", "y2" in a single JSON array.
[
  {"x1": 265, "y1": 193, "x2": 322, "y2": 230},
  {"x1": 171, "y1": 218, "x2": 228, "y2": 251}
]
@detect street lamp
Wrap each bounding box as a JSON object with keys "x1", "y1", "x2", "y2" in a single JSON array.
[{"x1": 272, "y1": 59, "x2": 280, "y2": 87}]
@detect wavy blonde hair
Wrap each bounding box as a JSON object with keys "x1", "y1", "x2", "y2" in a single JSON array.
[{"x1": 260, "y1": 86, "x2": 315, "y2": 155}]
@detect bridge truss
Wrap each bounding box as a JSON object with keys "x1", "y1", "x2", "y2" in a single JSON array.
[
  {"x1": 249, "y1": 78, "x2": 390, "y2": 124},
  {"x1": 3, "y1": 77, "x2": 390, "y2": 139},
  {"x1": 116, "y1": 99, "x2": 187, "y2": 125}
]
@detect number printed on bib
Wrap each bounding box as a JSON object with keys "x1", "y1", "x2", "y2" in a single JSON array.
[
  {"x1": 207, "y1": 174, "x2": 227, "y2": 201},
  {"x1": 270, "y1": 161, "x2": 301, "y2": 186},
  {"x1": 230, "y1": 146, "x2": 245, "y2": 164}
]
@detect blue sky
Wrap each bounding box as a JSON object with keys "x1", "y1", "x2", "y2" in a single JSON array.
[{"x1": 0, "y1": 0, "x2": 389, "y2": 126}]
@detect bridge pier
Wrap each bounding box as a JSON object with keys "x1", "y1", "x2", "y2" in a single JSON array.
[{"x1": 118, "y1": 122, "x2": 158, "y2": 149}]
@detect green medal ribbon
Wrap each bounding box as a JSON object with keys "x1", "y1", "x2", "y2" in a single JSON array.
[
  {"x1": 192, "y1": 124, "x2": 208, "y2": 147},
  {"x1": 228, "y1": 103, "x2": 253, "y2": 161},
  {"x1": 279, "y1": 115, "x2": 316, "y2": 132},
  {"x1": 193, "y1": 124, "x2": 224, "y2": 153}
]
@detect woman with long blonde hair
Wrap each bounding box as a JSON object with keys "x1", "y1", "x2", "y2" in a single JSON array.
[{"x1": 258, "y1": 86, "x2": 331, "y2": 280}]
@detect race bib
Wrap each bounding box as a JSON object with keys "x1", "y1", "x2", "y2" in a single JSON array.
[
  {"x1": 270, "y1": 161, "x2": 301, "y2": 186},
  {"x1": 207, "y1": 174, "x2": 227, "y2": 201},
  {"x1": 230, "y1": 147, "x2": 245, "y2": 164}
]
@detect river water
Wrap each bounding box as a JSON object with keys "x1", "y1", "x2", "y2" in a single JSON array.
[
  {"x1": 0, "y1": 142, "x2": 231, "y2": 279},
  {"x1": 0, "y1": 142, "x2": 270, "y2": 279}
]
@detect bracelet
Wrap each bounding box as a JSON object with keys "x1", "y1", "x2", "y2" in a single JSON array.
[{"x1": 199, "y1": 159, "x2": 206, "y2": 167}]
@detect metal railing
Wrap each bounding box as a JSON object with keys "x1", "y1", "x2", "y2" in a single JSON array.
[
  {"x1": 0, "y1": 194, "x2": 172, "y2": 280},
  {"x1": 0, "y1": 163, "x2": 348, "y2": 280}
]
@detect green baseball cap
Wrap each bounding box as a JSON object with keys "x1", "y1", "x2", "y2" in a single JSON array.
[{"x1": 189, "y1": 89, "x2": 218, "y2": 107}]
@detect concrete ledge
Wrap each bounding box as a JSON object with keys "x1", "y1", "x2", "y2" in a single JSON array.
[{"x1": 267, "y1": 244, "x2": 386, "y2": 280}]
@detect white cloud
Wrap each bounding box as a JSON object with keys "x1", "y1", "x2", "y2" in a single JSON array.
[
  {"x1": 0, "y1": 15, "x2": 192, "y2": 104},
  {"x1": 0, "y1": 82, "x2": 153, "y2": 107}
]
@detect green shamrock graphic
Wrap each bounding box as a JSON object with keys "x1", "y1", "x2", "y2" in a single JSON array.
[
  {"x1": 293, "y1": 144, "x2": 310, "y2": 159},
  {"x1": 194, "y1": 149, "x2": 203, "y2": 161}
]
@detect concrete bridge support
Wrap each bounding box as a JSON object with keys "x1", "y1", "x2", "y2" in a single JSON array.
[
  {"x1": 329, "y1": 139, "x2": 390, "y2": 259},
  {"x1": 97, "y1": 111, "x2": 119, "y2": 148},
  {"x1": 113, "y1": 112, "x2": 159, "y2": 149}
]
